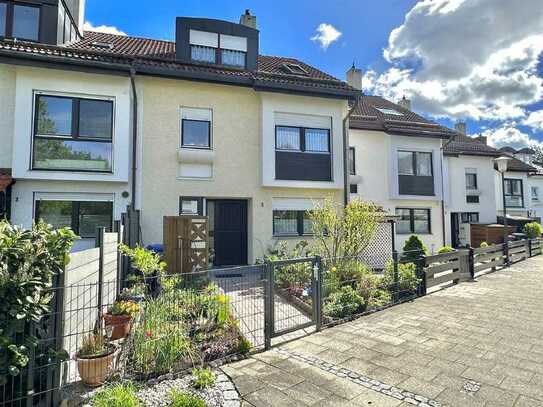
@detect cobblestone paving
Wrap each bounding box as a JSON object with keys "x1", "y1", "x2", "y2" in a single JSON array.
[{"x1": 225, "y1": 257, "x2": 543, "y2": 406}]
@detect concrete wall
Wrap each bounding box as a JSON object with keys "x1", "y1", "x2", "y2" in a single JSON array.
[
  {"x1": 0, "y1": 65, "x2": 16, "y2": 169},
  {"x1": 138, "y1": 77, "x2": 344, "y2": 263},
  {"x1": 349, "y1": 128, "x2": 445, "y2": 253}
]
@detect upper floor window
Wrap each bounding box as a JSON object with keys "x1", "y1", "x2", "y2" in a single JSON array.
[
  {"x1": 348, "y1": 147, "x2": 356, "y2": 175},
  {"x1": 276, "y1": 126, "x2": 330, "y2": 153},
  {"x1": 32, "y1": 94, "x2": 113, "y2": 172},
  {"x1": 189, "y1": 29, "x2": 247, "y2": 68},
  {"x1": 397, "y1": 150, "x2": 434, "y2": 196},
  {"x1": 465, "y1": 169, "x2": 477, "y2": 190},
  {"x1": 0, "y1": 2, "x2": 40, "y2": 42},
  {"x1": 532, "y1": 186, "x2": 539, "y2": 202},
  {"x1": 504, "y1": 178, "x2": 524, "y2": 208},
  {"x1": 181, "y1": 107, "x2": 212, "y2": 149}
]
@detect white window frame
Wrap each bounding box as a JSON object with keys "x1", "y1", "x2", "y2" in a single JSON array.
[{"x1": 180, "y1": 107, "x2": 213, "y2": 150}]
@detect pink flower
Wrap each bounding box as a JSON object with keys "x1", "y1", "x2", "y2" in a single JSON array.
[{"x1": 145, "y1": 330, "x2": 153, "y2": 338}]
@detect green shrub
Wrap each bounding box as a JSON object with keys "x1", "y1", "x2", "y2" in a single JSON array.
[
  {"x1": 323, "y1": 286, "x2": 365, "y2": 319},
  {"x1": 480, "y1": 241, "x2": 489, "y2": 248},
  {"x1": 192, "y1": 367, "x2": 215, "y2": 389},
  {"x1": 327, "y1": 260, "x2": 373, "y2": 286},
  {"x1": 170, "y1": 390, "x2": 207, "y2": 407},
  {"x1": 366, "y1": 289, "x2": 392, "y2": 309},
  {"x1": 237, "y1": 337, "x2": 252, "y2": 355},
  {"x1": 264, "y1": 241, "x2": 313, "y2": 290},
  {"x1": 119, "y1": 244, "x2": 166, "y2": 276},
  {"x1": 401, "y1": 235, "x2": 427, "y2": 262},
  {"x1": 524, "y1": 222, "x2": 543, "y2": 239},
  {"x1": 0, "y1": 221, "x2": 76, "y2": 384},
  {"x1": 437, "y1": 246, "x2": 454, "y2": 254},
  {"x1": 383, "y1": 262, "x2": 420, "y2": 295},
  {"x1": 92, "y1": 382, "x2": 141, "y2": 407}
]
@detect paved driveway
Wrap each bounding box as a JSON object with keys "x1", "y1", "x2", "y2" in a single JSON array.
[{"x1": 223, "y1": 256, "x2": 543, "y2": 407}]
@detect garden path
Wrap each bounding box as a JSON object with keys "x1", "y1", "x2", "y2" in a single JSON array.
[{"x1": 224, "y1": 256, "x2": 543, "y2": 407}]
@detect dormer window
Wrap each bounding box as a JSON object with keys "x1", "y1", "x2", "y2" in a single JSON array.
[
  {"x1": 189, "y1": 29, "x2": 247, "y2": 68},
  {"x1": 0, "y1": 2, "x2": 40, "y2": 42}
]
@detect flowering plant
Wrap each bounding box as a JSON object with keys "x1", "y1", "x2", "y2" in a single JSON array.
[{"x1": 107, "y1": 300, "x2": 140, "y2": 316}]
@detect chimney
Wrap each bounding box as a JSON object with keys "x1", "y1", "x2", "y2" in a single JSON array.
[
  {"x1": 398, "y1": 95, "x2": 411, "y2": 111},
  {"x1": 455, "y1": 121, "x2": 466, "y2": 135},
  {"x1": 346, "y1": 63, "x2": 363, "y2": 91},
  {"x1": 240, "y1": 9, "x2": 257, "y2": 29}
]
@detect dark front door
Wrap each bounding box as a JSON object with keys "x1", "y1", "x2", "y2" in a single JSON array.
[
  {"x1": 213, "y1": 200, "x2": 248, "y2": 266},
  {"x1": 451, "y1": 213, "x2": 460, "y2": 248}
]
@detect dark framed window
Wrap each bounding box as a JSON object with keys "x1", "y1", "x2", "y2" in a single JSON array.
[
  {"x1": 275, "y1": 126, "x2": 330, "y2": 153},
  {"x1": 0, "y1": 2, "x2": 40, "y2": 41},
  {"x1": 461, "y1": 212, "x2": 479, "y2": 223},
  {"x1": 532, "y1": 186, "x2": 539, "y2": 202},
  {"x1": 35, "y1": 200, "x2": 113, "y2": 239},
  {"x1": 273, "y1": 210, "x2": 313, "y2": 236},
  {"x1": 466, "y1": 195, "x2": 479, "y2": 204},
  {"x1": 466, "y1": 172, "x2": 477, "y2": 190},
  {"x1": 350, "y1": 184, "x2": 358, "y2": 194},
  {"x1": 190, "y1": 44, "x2": 246, "y2": 68},
  {"x1": 32, "y1": 94, "x2": 113, "y2": 172},
  {"x1": 504, "y1": 178, "x2": 524, "y2": 208},
  {"x1": 181, "y1": 119, "x2": 211, "y2": 148},
  {"x1": 179, "y1": 196, "x2": 203, "y2": 215},
  {"x1": 398, "y1": 151, "x2": 432, "y2": 176},
  {"x1": 348, "y1": 147, "x2": 356, "y2": 175},
  {"x1": 395, "y1": 208, "x2": 431, "y2": 234}
]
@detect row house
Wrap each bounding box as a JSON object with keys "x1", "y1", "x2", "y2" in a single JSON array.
[{"x1": 0, "y1": 4, "x2": 358, "y2": 262}]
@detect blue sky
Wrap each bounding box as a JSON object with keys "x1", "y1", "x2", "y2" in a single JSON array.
[{"x1": 84, "y1": 0, "x2": 543, "y2": 150}]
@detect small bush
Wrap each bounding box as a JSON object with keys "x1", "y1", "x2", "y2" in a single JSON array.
[
  {"x1": 524, "y1": 222, "x2": 543, "y2": 239},
  {"x1": 401, "y1": 235, "x2": 427, "y2": 262},
  {"x1": 383, "y1": 262, "x2": 420, "y2": 295},
  {"x1": 437, "y1": 246, "x2": 454, "y2": 254},
  {"x1": 237, "y1": 337, "x2": 252, "y2": 355},
  {"x1": 323, "y1": 286, "x2": 365, "y2": 318},
  {"x1": 192, "y1": 367, "x2": 216, "y2": 389},
  {"x1": 480, "y1": 241, "x2": 488, "y2": 248},
  {"x1": 92, "y1": 382, "x2": 141, "y2": 407},
  {"x1": 170, "y1": 390, "x2": 207, "y2": 407}
]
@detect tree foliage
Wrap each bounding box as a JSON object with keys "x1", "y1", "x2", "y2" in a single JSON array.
[
  {"x1": 0, "y1": 221, "x2": 76, "y2": 384},
  {"x1": 309, "y1": 198, "x2": 385, "y2": 261},
  {"x1": 524, "y1": 222, "x2": 542, "y2": 239}
]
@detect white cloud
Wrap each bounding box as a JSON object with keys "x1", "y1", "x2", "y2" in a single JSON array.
[
  {"x1": 364, "y1": 0, "x2": 543, "y2": 121},
  {"x1": 478, "y1": 126, "x2": 543, "y2": 149},
  {"x1": 311, "y1": 23, "x2": 342, "y2": 50},
  {"x1": 523, "y1": 110, "x2": 543, "y2": 131},
  {"x1": 83, "y1": 21, "x2": 126, "y2": 36}
]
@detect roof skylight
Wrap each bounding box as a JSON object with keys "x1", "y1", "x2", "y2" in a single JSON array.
[
  {"x1": 282, "y1": 63, "x2": 308, "y2": 75},
  {"x1": 375, "y1": 107, "x2": 404, "y2": 116},
  {"x1": 91, "y1": 41, "x2": 114, "y2": 50}
]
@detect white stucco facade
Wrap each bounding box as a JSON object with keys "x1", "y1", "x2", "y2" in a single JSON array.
[{"x1": 349, "y1": 128, "x2": 445, "y2": 253}]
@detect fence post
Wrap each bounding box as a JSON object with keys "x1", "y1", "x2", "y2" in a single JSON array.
[
  {"x1": 114, "y1": 220, "x2": 122, "y2": 297},
  {"x1": 392, "y1": 250, "x2": 400, "y2": 303},
  {"x1": 526, "y1": 239, "x2": 532, "y2": 259},
  {"x1": 51, "y1": 262, "x2": 66, "y2": 406},
  {"x1": 96, "y1": 227, "x2": 105, "y2": 330},
  {"x1": 416, "y1": 254, "x2": 427, "y2": 296},
  {"x1": 468, "y1": 248, "x2": 475, "y2": 280},
  {"x1": 264, "y1": 261, "x2": 273, "y2": 351},
  {"x1": 314, "y1": 256, "x2": 323, "y2": 332}
]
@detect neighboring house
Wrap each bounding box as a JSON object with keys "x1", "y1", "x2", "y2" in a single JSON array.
[
  {"x1": 442, "y1": 131, "x2": 500, "y2": 247},
  {"x1": 496, "y1": 147, "x2": 542, "y2": 221},
  {"x1": 0, "y1": 6, "x2": 358, "y2": 262},
  {"x1": 346, "y1": 65, "x2": 456, "y2": 253},
  {"x1": 0, "y1": 0, "x2": 136, "y2": 251}
]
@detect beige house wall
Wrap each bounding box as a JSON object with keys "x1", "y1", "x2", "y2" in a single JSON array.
[
  {"x1": 0, "y1": 65, "x2": 16, "y2": 169},
  {"x1": 139, "y1": 77, "x2": 344, "y2": 263}
]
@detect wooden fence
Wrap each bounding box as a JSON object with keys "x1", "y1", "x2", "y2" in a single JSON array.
[{"x1": 421, "y1": 238, "x2": 543, "y2": 293}]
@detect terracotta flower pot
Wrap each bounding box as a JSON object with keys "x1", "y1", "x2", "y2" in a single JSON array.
[
  {"x1": 103, "y1": 313, "x2": 133, "y2": 340},
  {"x1": 77, "y1": 347, "x2": 117, "y2": 387}
]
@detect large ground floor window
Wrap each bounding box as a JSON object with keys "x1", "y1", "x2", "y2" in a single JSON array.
[
  {"x1": 273, "y1": 210, "x2": 313, "y2": 236},
  {"x1": 396, "y1": 208, "x2": 431, "y2": 234},
  {"x1": 35, "y1": 200, "x2": 113, "y2": 238}
]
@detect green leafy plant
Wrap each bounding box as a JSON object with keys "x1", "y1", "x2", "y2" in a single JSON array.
[
  {"x1": 438, "y1": 245, "x2": 455, "y2": 254},
  {"x1": 237, "y1": 337, "x2": 252, "y2": 355},
  {"x1": 169, "y1": 390, "x2": 207, "y2": 407},
  {"x1": 383, "y1": 262, "x2": 420, "y2": 296},
  {"x1": 401, "y1": 235, "x2": 428, "y2": 262},
  {"x1": 77, "y1": 333, "x2": 114, "y2": 359},
  {"x1": 262, "y1": 241, "x2": 313, "y2": 291},
  {"x1": 108, "y1": 300, "x2": 141, "y2": 316},
  {"x1": 92, "y1": 382, "x2": 141, "y2": 407},
  {"x1": 323, "y1": 286, "x2": 365, "y2": 319},
  {"x1": 119, "y1": 244, "x2": 166, "y2": 276},
  {"x1": 480, "y1": 241, "x2": 489, "y2": 248},
  {"x1": 0, "y1": 221, "x2": 76, "y2": 384},
  {"x1": 192, "y1": 367, "x2": 216, "y2": 389},
  {"x1": 524, "y1": 222, "x2": 543, "y2": 239}
]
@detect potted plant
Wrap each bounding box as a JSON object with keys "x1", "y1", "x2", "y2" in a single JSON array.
[
  {"x1": 76, "y1": 333, "x2": 117, "y2": 387},
  {"x1": 120, "y1": 282, "x2": 146, "y2": 303},
  {"x1": 119, "y1": 244, "x2": 166, "y2": 299},
  {"x1": 103, "y1": 300, "x2": 140, "y2": 340}
]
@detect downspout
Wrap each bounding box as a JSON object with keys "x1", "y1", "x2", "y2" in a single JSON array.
[
  {"x1": 343, "y1": 95, "x2": 360, "y2": 206},
  {"x1": 129, "y1": 68, "x2": 138, "y2": 209}
]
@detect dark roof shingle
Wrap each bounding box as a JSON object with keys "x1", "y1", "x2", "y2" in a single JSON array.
[
  {"x1": 0, "y1": 31, "x2": 357, "y2": 98},
  {"x1": 443, "y1": 134, "x2": 502, "y2": 157}
]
